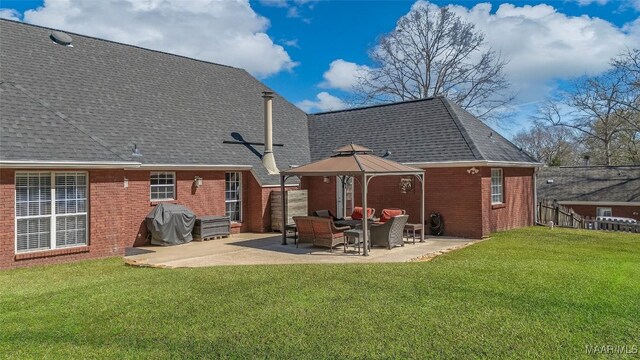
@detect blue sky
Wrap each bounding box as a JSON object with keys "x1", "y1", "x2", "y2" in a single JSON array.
[{"x1": 1, "y1": 0, "x2": 639, "y2": 136}]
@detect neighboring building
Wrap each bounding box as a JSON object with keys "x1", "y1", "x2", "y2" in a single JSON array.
[
  {"x1": 0, "y1": 20, "x2": 540, "y2": 269},
  {"x1": 537, "y1": 166, "x2": 640, "y2": 220}
]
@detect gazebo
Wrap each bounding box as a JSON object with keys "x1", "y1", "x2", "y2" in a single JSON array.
[{"x1": 279, "y1": 144, "x2": 425, "y2": 255}]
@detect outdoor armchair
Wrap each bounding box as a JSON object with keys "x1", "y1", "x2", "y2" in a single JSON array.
[
  {"x1": 370, "y1": 215, "x2": 409, "y2": 249},
  {"x1": 379, "y1": 208, "x2": 406, "y2": 223}
]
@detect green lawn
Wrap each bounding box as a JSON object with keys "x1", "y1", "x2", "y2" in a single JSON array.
[{"x1": 1, "y1": 227, "x2": 639, "y2": 359}]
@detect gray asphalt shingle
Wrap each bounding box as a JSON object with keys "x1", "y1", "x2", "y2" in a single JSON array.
[
  {"x1": 0, "y1": 19, "x2": 310, "y2": 185},
  {"x1": 537, "y1": 166, "x2": 640, "y2": 202},
  {"x1": 308, "y1": 97, "x2": 537, "y2": 164}
]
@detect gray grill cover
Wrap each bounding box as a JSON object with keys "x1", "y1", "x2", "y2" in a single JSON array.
[{"x1": 145, "y1": 204, "x2": 196, "y2": 246}]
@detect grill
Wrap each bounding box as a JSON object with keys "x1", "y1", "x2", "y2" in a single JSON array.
[{"x1": 192, "y1": 216, "x2": 231, "y2": 241}]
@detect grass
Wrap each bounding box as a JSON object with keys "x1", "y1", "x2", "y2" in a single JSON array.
[{"x1": 1, "y1": 227, "x2": 639, "y2": 359}]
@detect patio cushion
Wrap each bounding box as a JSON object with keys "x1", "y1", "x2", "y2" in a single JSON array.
[
  {"x1": 380, "y1": 209, "x2": 406, "y2": 223},
  {"x1": 351, "y1": 207, "x2": 374, "y2": 220}
]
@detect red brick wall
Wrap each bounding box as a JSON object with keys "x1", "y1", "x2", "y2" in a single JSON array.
[
  {"x1": 562, "y1": 204, "x2": 640, "y2": 220},
  {"x1": 301, "y1": 176, "x2": 338, "y2": 216},
  {"x1": 303, "y1": 167, "x2": 535, "y2": 239},
  {"x1": 302, "y1": 168, "x2": 485, "y2": 239},
  {"x1": 1, "y1": 169, "x2": 128, "y2": 269},
  {"x1": 481, "y1": 167, "x2": 535, "y2": 237},
  {"x1": 1, "y1": 168, "x2": 288, "y2": 269}
]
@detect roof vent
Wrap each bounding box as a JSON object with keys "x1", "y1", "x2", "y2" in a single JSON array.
[{"x1": 50, "y1": 31, "x2": 73, "y2": 47}]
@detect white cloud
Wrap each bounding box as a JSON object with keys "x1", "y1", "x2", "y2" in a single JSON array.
[
  {"x1": 319, "y1": 2, "x2": 640, "y2": 107},
  {"x1": 282, "y1": 38, "x2": 300, "y2": 48},
  {"x1": 0, "y1": 8, "x2": 21, "y2": 21},
  {"x1": 444, "y1": 2, "x2": 640, "y2": 102},
  {"x1": 296, "y1": 92, "x2": 346, "y2": 112},
  {"x1": 16, "y1": 0, "x2": 296, "y2": 78},
  {"x1": 258, "y1": 0, "x2": 288, "y2": 7},
  {"x1": 320, "y1": 59, "x2": 370, "y2": 91},
  {"x1": 573, "y1": 0, "x2": 609, "y2": 5}
]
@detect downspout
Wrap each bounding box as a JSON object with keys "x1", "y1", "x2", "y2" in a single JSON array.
[
  {"x1": 262, "y1": 91, "x2": 279, "y2": 175},
  {"x1": 533, "y1": 167, "x2": 538, "y2": 225}
]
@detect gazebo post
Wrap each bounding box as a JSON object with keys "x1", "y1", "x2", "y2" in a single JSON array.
[
  {"x1": 362, "y1": 173, "x2": 369, "y2": 256},
  {"x1": 280, "y1": 174, "x2": 287, "y2": 245},
  {"x1": 420, "y1": 173, "x2": 425, "y2": 242}
]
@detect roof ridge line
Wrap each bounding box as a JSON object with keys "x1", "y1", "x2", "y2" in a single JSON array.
[
  {"x1": 4, "y1": 81, "x2": 130, "y2": 162},
  {"x1": 0, "y1": 19, "x2": 241, "y2": 72},
  {"x1": 439, "y1": 97, "x2": 485, "y2": 161},
  {"x1": 309, "y1": 96, "x2": 440, "y2": 116}
]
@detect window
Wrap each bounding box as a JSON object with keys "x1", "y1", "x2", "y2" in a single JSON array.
[
  {"x1": 225, "y1": 172, "x2": 242, "y2": 222},
  {"x1": 491, "y1": 168, "x2": 503, "y2": 204},
  {"x1": 597, "y1": 207, "x2": 612, "y2": 217},
  {"x1": 150, "y1": 172, "x2": 175, "y2": 201},
  {"x1": 15, "y1": 172, "x2": 87, "y2": 253}
]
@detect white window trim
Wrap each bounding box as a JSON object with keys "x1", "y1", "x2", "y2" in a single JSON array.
[
  {"x1": 225, "y1": 172, "x2": 242, "y2": 223},
  {"x1": 491, "y1": 168, "x2": 504, "y2": 205},
  {"x1": 150, "y1": 171, "x2": 176, "y2": 202},
  {"x1": 14, "y1": 171, "x2": 89, "y2": 254},
  {"x1": 596, "y1": 207, "x2": 613, "y2": 217}
]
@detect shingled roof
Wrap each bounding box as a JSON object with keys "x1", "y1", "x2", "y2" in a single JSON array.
[
  {"x1": 537, "y1": 166, "x2": 640, "y2": 203},
  {"x1": 307, "y1": 97, "x2": 539, "y2": 165},
  {"x1": 0, "y1": 19, "x2": 310, "y2": 185}
]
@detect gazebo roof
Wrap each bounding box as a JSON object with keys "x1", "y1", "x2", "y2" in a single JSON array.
[{"x1": 281, "y1": 143, "x2": 423, "y2": 177}]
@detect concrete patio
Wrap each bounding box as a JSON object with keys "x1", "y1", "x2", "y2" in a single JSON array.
[{"x1": 124, "y1": 233, "x2": 476, "y2": 268}]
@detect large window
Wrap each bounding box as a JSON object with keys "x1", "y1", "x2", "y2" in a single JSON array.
[
  {"x1": 597, "y1": 207, "x2": 612, "y2": 217},
  {"x1": 491, "y1": 168, "x2": 503, "y2": 204},
  {"x1": 15, "y1": 172, "x2": 87, "y2": 253},
  {"x1": 150, "y1": 172, "x2": 175, "y2": 201},
  {"x1": 225, "y1": 172, "x2": 242, "y2": 222}
]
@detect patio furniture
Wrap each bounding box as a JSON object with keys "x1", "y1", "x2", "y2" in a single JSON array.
[
  {"x1": 292, "y1": 216, "x2": 350, "y2": 252},
  {"x1": 192, "y1": 216, "x2": 230, "y2": 241},
  {"x1": 335, "y1": 206, "x2": 378, "y2": 228},
  {"x1": 285, "y1": 223, "x2": 297, "y2": 244},
  {"x1": 344, "y1": 228, "x2": 370, "y2": 254},
  {"x1": 370, "y1": 215, "x2": 409, "y2": 249},
  {"x1": 313, "y1": 210, "x2": 341, "y2": 221},
  {"x1": 346, "y1": 206, "x2": 376, "y2": 221},
  {"x1": 379, "y1": 208, "x2": 406, "y2": 223},
  {"x1": 403, "y1": 223, "x2": 424, "y2": 244}
]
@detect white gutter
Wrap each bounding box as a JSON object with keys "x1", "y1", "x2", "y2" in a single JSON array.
[
  {"x1": 558, "y1": 201, "x2": 640, "y2": 206},
  {"x1": 134, "y1": 164, "x2": 252, "y2": 171},
  {"x1": 0, "y1": 160, "x2": 141, "y2": 169},
  {"x1": 404, "y1": 160, "x2": 544, "y2": 168}
]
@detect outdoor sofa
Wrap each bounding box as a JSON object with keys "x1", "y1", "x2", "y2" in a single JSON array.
[{"x1": 292, "y1": 216, "x2": 351, "y2": 252}]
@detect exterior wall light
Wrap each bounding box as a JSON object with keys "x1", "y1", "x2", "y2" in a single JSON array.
[
  {"x1": 194, "y1": 176, "x2": 203, "y2": 188},
  {"x1": 323, "y1": 176, "x2": 330, "y2": 184},
  {"x1": 124, "y1": 177, "x2": 129, "y2": 188}
]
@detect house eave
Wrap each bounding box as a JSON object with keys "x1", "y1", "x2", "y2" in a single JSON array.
[
  {"x1": 404, "y1": 160, "x2": 543, "y2": 168},
  {"x1": 0, "y1": 160, "x2": 141, "y2": 169},
  {"x1": 133, "y1": 164, "x2": 252, "y2": 171},
  {"x1": 558, "y1": 201, "x2": 640, "y2": 207}
]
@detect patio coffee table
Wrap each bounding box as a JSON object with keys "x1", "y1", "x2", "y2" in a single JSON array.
[
  {"x1": 403, "y1": 223, "x2": 424, "y2": 244},
  {"x1": 344, "y1": 229, "x2": 370, "y2": 254}
]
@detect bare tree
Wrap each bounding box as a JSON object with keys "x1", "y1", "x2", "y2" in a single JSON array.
[
  {"x1": 355, "y1": 3, "x2": 512, "y2": 121},
  {"x1": 536, "y1": 68, "x2": 632, "y2": 165},
  {"x1": 611, "y1": 48, "x2": 640, "y2": 128},
  {"x1": 513, "y1": 123, "x2": 578, "y2": 166}
]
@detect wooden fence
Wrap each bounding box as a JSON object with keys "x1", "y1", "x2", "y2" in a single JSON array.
[
  {"x1": 583, "y1": 217, "x2": 640, "y2": 233},
  {"x1": 537, "y1": 200, "x2": 583, "y2": 228}
]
